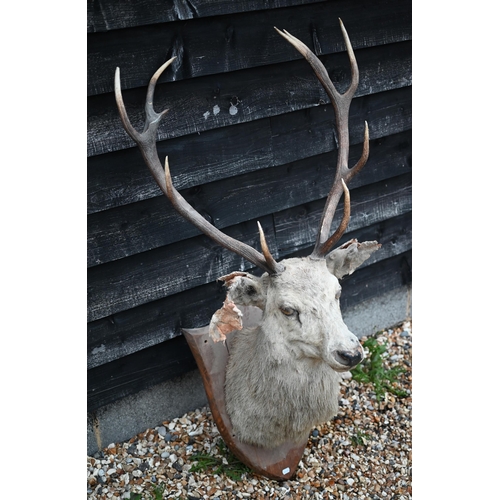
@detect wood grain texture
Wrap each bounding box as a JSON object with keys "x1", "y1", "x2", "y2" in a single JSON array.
[
  {"x1": 87, "y1": 334, "x2": 199, "y2": 412},
  {"x1": 87, "y1": 173, "x2": 411, "y2": 322},
  {"x1": 88, "y1": 216, "x2": 276, "y2": 322},
  {"x1": 88, "y1": 281, "x2": 224, "y2": 369},
  {"x1": 88, "y1": 0, "x2": 411, "y2": 95},
  {"x1": 274, "y1": 174, "x2": 412, "y2": 255},
  {"x1": 88, "y1": 125, "x2": 411, "y2": 267},
  {"x1": 88, "y1": 50, "x2": 411, "y2": 214},
  {"x1": 88, "y1": 41, "x2": 411, "y2": 157},
  {"x1": 88, "y1": 0, "x2": 325, "y2": 32}
]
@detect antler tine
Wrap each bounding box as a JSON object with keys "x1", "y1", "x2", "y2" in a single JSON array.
[
  {"x1": 257, "y1": 221, "x2": 285, "y2": 274},
  {"x1": 275, "y1": 20, "x2": 370, "y2": 258},
  {"x1": 115, "y1": 60, "x2": 282, "y2": 276},
  {"x1": 115, "y1": 59, "x2": 177, "y2": 194}
]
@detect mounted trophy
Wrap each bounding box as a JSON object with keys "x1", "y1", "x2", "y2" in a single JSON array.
[{"x1": 114, "y1": 19, "x2": 380, "y2": 480}]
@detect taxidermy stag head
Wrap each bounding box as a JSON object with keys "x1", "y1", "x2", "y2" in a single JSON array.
[{"x1": 115, "y1": 19, "x2": 380, "y2": 448}]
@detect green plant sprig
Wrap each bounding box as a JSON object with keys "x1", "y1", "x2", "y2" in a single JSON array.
[
  {"x1": 351, "y1": 334, "x2": 408, "y2": 401},
  {"x1": 189, "y1": 439, "x2": 251, "y2": 481}
]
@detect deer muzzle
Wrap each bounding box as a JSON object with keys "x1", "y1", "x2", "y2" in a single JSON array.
[{"x1": 333, "y1": 347, "x2": 364, "y2": 369}]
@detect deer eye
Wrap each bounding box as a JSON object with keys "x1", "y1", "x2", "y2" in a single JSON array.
[{"x1": 280, "y1": 306, "x2": 297, "y2": 317}]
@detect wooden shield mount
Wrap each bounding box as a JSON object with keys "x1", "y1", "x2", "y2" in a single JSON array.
[{"x1": 182, "y1": 307, "x2": 308, "y2": 481}]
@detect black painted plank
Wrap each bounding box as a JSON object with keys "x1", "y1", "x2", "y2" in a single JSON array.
[
  {"x1": 88, "y1": 48, "x2": 412, "y2": 214},
  {"x1": 87, "y1": 249, "x2": 412, "y2": 412},
  {"x1": 274, "y1": 173, "x2": 412, "y2": 256},
  {"x1": 88, "y1": 281, "x2": 225, "y2": 370},
  {"x1": 88, "y1": 0, "x2": 411, "y2": 96},
  {"x1": 88, "y1": 117, "x2": 271, "y2": 214},
  {"x1": 88, "y1": 123, "x2": 412, "y2": 267},
  {"x1": 88, "y1": 41, "x2": 411, "y2": 157},
  {"x1": 87, "y1": 334, "x2": 199, "y2": 412},
  {"x1": 340, "y1": 251, "x2": 411, "y2": 311},
  {"x1": 87, "y1": 215, "x2": 277, "y2": 322},
  {"x1": 87, "y1": 173, "x2": 411, "y2": 322},
  {"x1": 88, "y1": 0, "x2": 325, "y2": 33},
  {"x1": 88, "y1": 211, "x2": 411, "y2": 370}
]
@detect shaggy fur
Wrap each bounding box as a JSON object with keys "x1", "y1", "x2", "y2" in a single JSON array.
[
  {"x1": 223, "y1": 254, "x2": 373, "y2": 448},
  {"x1": 225, "y1": 325, "x2": 341, "y2": 447}
]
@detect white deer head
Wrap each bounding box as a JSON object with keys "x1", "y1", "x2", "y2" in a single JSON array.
[{"x1": 114, "y1": 19, "x2": 381, "y2": 447}]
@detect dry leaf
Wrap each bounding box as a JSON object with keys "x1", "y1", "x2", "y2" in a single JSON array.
[{"x1": 209, "y1": 296, "x2": 243, "y2": 343}]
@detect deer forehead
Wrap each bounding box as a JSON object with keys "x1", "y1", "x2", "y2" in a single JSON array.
[{"x1": 268, "y1": 258, "x2": 340, "y2": 304}]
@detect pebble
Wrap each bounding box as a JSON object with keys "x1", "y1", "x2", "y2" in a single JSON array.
[{"x1": 87, "y1": 320, "x2": 412, "y2": 500}]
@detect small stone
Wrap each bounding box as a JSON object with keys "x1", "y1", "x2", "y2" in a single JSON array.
[
  {"x1": 346, "y1": 478, "x2": 355, "y2": 486},
  {"x1": 157, "y1": 426, "x2": 167, "y2": 437}
]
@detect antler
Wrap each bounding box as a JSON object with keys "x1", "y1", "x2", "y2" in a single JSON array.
[
  {"x1": 275, "y1": 19, "x2": 370, "y2": 258},
  {"x1": 114, "y1": 60, "x2": 284, "y2": 275}
]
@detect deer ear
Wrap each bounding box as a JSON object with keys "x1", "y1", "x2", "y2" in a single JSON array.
[
  {"x1": 326, "y1": 238, "x2": 381, "y2": 280},
  {"x1": 209, "y1": 272, "x2": 267, "y2": 342},
  {"x1": 218, "y1": 272, "x2": 268, "y2": 310}
]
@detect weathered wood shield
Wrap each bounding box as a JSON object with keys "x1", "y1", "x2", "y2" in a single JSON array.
[{"x1": 182, "y1": 307, "x2": 308, "y2": 481}]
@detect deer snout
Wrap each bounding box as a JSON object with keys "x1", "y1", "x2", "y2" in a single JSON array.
[{"x1": 333, "y1": 348, "x2": 363, "y2": 368}]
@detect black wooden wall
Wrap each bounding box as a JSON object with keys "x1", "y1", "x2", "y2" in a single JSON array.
[{"x1": 87, "y1": 0, "x2": 412, "y2": 413}]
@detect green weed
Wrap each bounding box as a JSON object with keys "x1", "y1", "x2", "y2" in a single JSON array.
[
  {"x1": 351, "y1": 334, "x2": 408, "y2": 401},
  {"x1": 129, "y1": 483, "x2": 170, "y2": 500},
  {"x1": 189, "y1": 439, "x2": 251, "y2": 481},
  {"x1": 350, "y1": 429, "x2": 371, "y2": 447}
]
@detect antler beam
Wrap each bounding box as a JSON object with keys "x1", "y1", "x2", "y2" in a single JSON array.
[
  {"x1": 275, "y1": 19, "x2": 370, "y2": 257},
  {"x1": 114, "y1": 61, "x2": 284, "y2": 275}
]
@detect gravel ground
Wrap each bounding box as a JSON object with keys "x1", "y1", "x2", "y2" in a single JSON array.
[{"x1": 87, "y1": 320, "x2": 412, "y2": 500}]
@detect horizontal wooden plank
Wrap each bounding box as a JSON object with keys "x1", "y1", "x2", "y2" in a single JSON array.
[
  {"x1": 87, "y1": 248, "x2": 412, "y2": 411},
  {"x1": 88, "y1": 0, "x2": 411, "y2": 95},
  {"x1": 340, "y1": 250, "x2": 412, "y2": 311},
  {"x1": 88, "y1": 41, "x2": 411, "y2": 157},
  {"x1": 88, "y1": 280, "x2": 224, "y2": 370},
  {"x1": 88, "y1": 215, "x2": 277, "y2": 322},
  {"x1": 87, "y1": 334, "x2": 199, "y2": 412},
  {"x1": 88, "y1": 124, "x2": 412, "y2": 267},
  {"x1": 87, "y1": 173, "x2": 411, "y2": 322},
  {"x1": 88, "y1": 62, "x2": 411, "y2": 213},
  {"x1": 88, "y1": 115, "x2": 271, "y2": 214},
  {"x1": 274, "y1": 173, "x2": 412, "y2": 256},
  {"x1": 88, "y1": 211, "x2": 411, "y2": 370},
  {"x1": 88, "y1": 0, "x2": 325, "y2": 33}
]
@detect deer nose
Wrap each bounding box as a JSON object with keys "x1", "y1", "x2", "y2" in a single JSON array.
[{"x1": 334, "y1": 349, "x2": 362, "y2": 368}]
